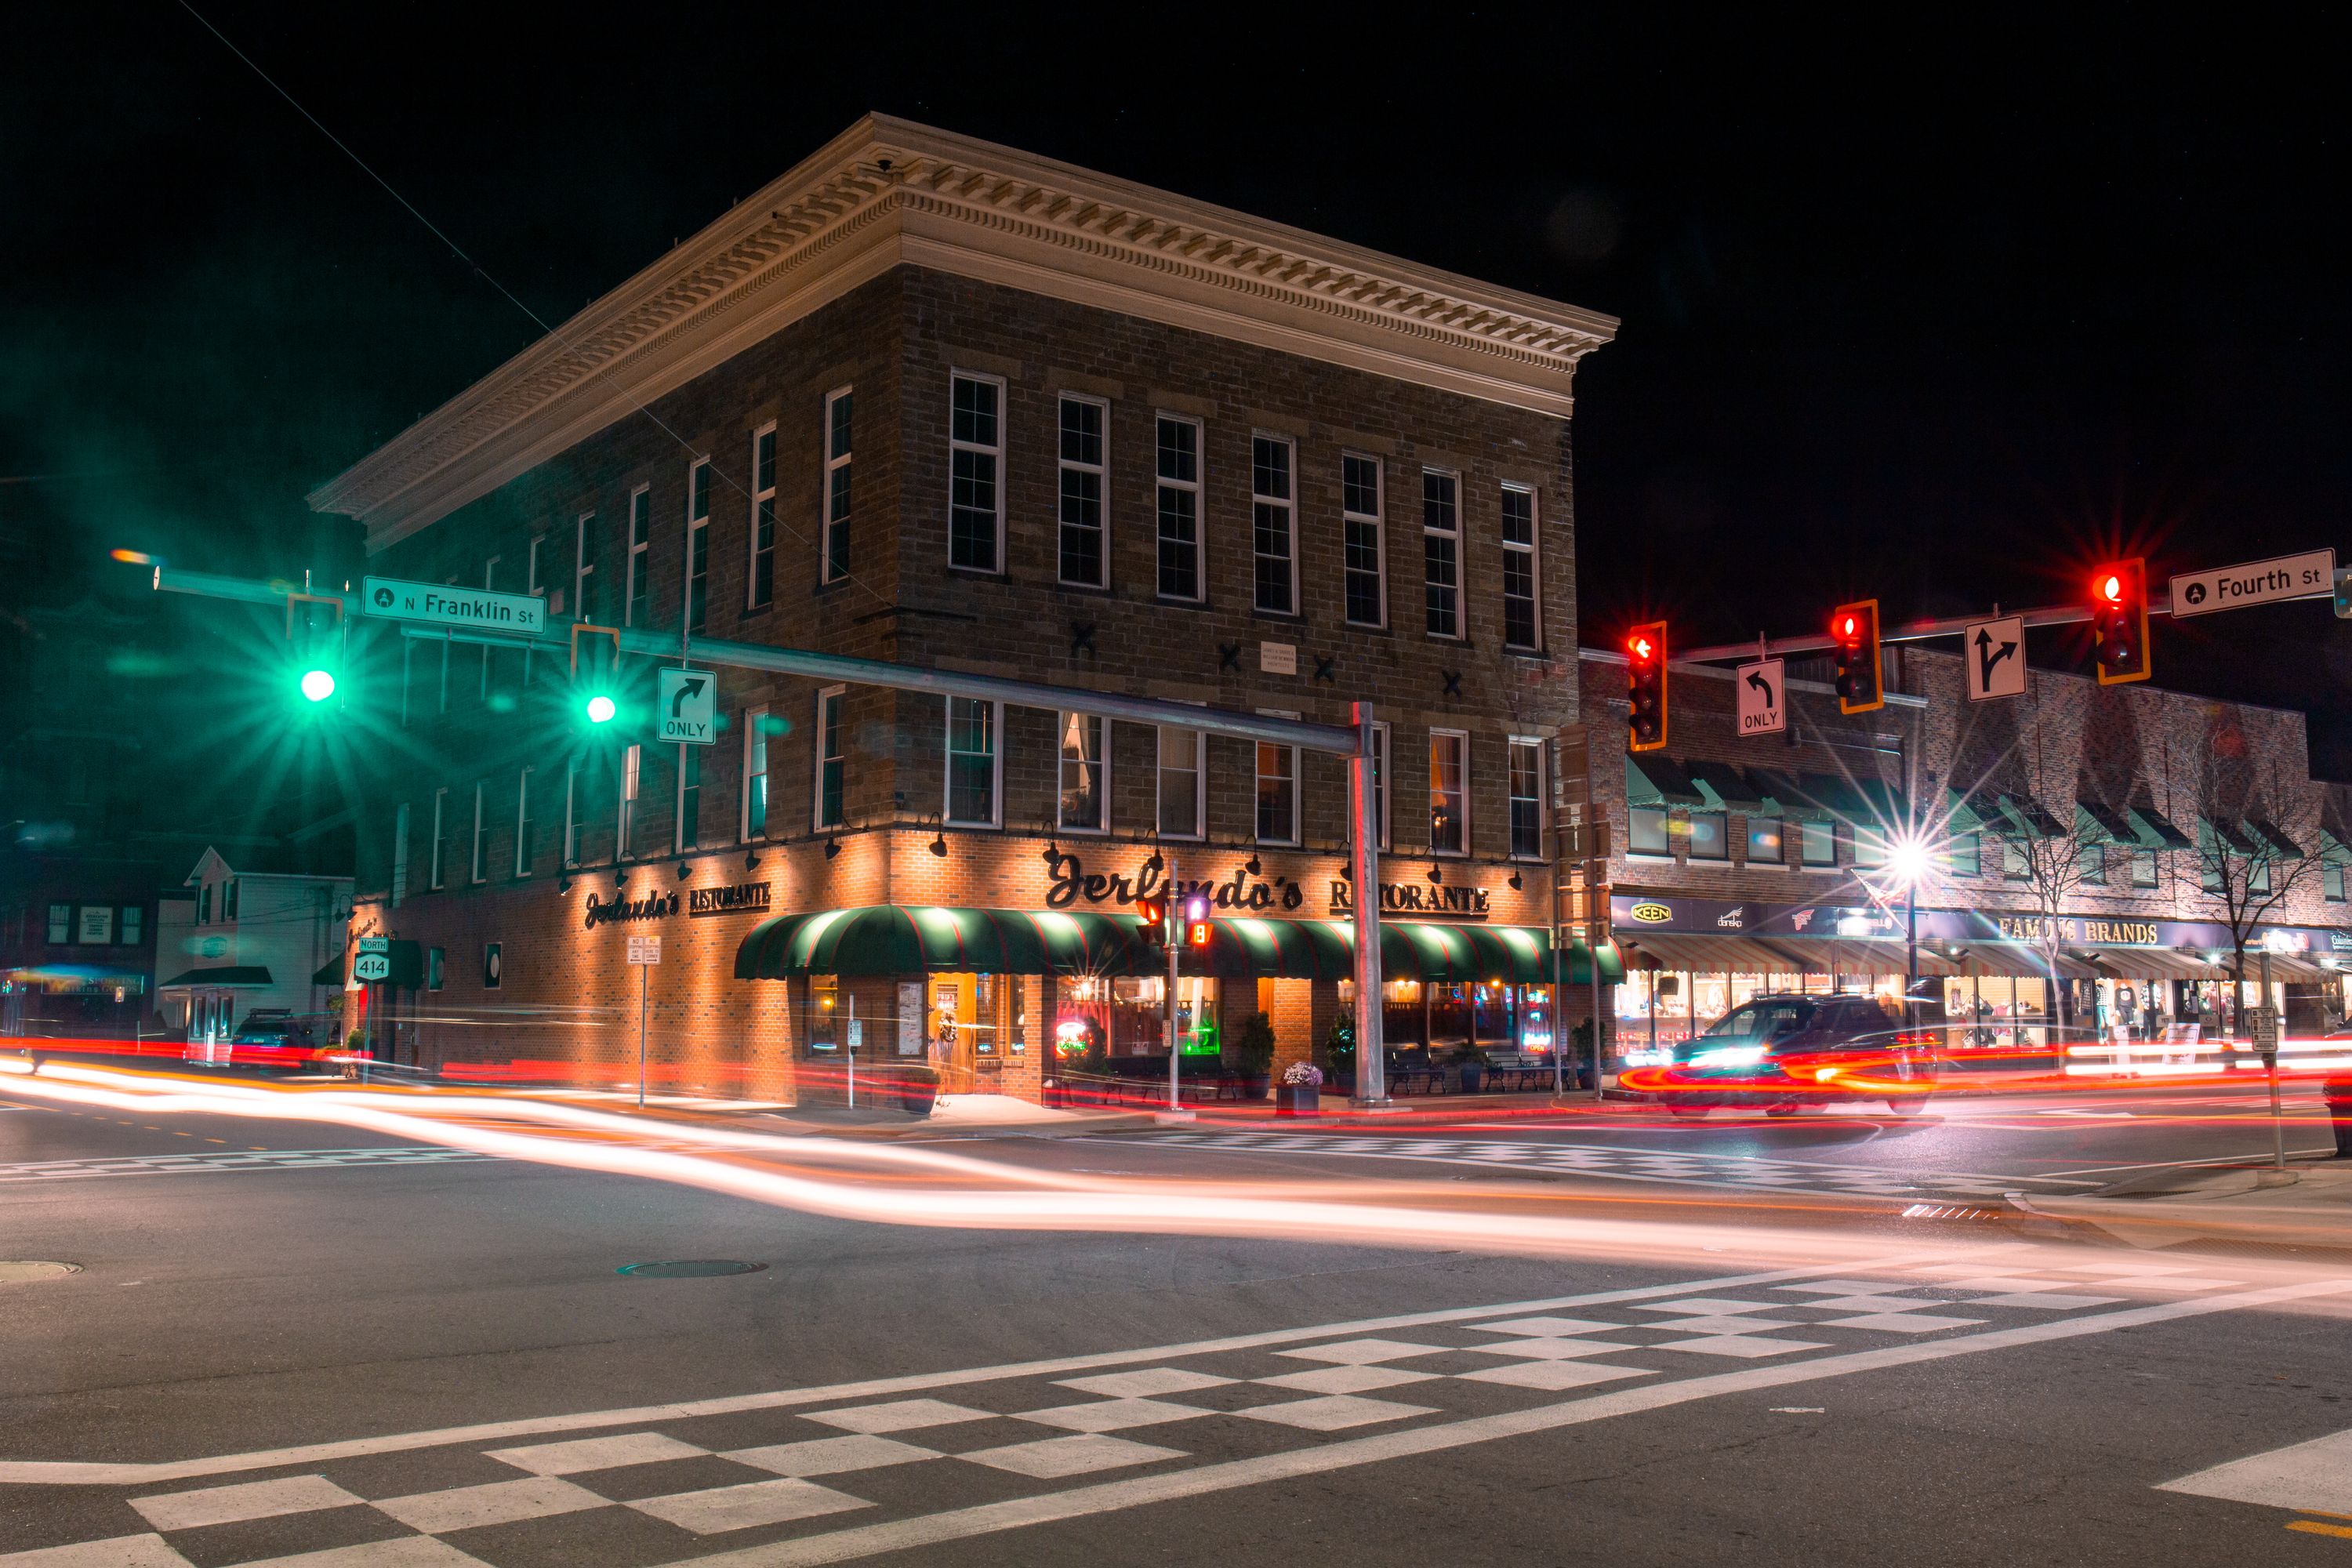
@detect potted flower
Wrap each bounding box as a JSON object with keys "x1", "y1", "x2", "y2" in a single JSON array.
[
  {"x1": 1278, "y1": 1061, "x2": 1323, "y2": 1116},
  {"x1": 1454, "y1": 1044, "x2": 1491, "y2": 1094},
  {"x1": 898, "y1": 1063, "x2": 939, "y2": 1116},
  {"x1": 1227, "y1": 1011, "x2": 1276, "y2": 1102}
]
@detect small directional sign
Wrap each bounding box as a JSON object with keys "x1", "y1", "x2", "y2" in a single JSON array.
[
  {"x1": 1734, "y1": 658, "x2": 1784, "y2": 736},
  {"x1": 361, "y1": 575, "x2": 546, "y2": 635},
  {"x1": 657, "y1": 667, "x2": 716, "y2": 744},
  {"x1": 2170, "y1": 548, "x2": 2335, "y2": 619},
  {"x1": 1964, "y1": 615, "x2": 2026, "y2": 702},
  {"x1": 353, "y1": 951, "x2": 391, "y2": 983}
]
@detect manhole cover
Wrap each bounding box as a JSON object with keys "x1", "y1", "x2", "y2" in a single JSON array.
[
  {"x1": 0, "y1": 1261, "x2": 82, "y2": 1283},
  {"x1": 615, "y1": 1260, "x2": 767, "y2": 1278}
]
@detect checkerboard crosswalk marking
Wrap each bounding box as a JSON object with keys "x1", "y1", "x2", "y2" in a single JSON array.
[{"x1": 0, "y1": 1148, "x2": 498, "y2": 1183}]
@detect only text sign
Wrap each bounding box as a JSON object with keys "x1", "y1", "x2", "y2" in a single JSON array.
[
  {"x1": 1964, "y1": 615, "x2": 2027, "y2": 702},
  {"x1": 362, "y1": 576, "x2": 546, "y2": 635},
  {"x1": 1734, "y1": 659, "x2": 1784, "y2": 736},
  {"x1": 658, "y1": 668, "x2": 717, "y2": 744},
  {"x1": 2169, "y1": 549, "x2": 2335, "y2": 619}
]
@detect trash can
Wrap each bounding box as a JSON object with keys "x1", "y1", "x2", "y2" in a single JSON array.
[{"x1": 2327, "y1": 1076, "x2": 2352, "y2": 1160}]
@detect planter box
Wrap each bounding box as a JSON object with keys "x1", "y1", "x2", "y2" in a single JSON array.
[{"x1": 1276, "y1": 1083, "x2": 1321, "y2": 1116}]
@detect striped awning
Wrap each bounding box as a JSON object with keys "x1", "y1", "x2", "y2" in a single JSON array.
[
  {"x1": 1562, "y1": 938, "x2": 1626, "y2": 985},
  {"x1": 1193, "y1": 919, "x2": 1551, "y2": 984},
  {"x1": 1767, "y1": 938, "x2": 1963, "y2": 977},
  {"x1": 1945, "y1": 942, "x2": 2099, "y2": 979},
  {"x1": 735, "y1": 906, "x2": 1149, "y2": 980},
  {"x1": 2086, "y1": 946, "x2": 2225, "y2": 982},
  {"x1": 1615, "y1": 932, "x2": 1813, "y2": 975}
]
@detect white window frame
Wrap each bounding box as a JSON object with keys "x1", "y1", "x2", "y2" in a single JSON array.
[
  {"x1": 484, "y1": 554, "x2": 501, "y2": 590},
  {"x1": 1154, "y1": 412, "x2": 1205, "y2": 602},
  {"x1": 1507, "y1": 735, "x2": 1545, "y2": 861},
  {"x1": 470, "y1": 782, "x2": 487, "y2": 884},
  {"x1": 746, "y1": 429, "x2": 775, "y2": 609},
  {"x1": 619, "y1": 744, "x2": 641, "y2": 858},
  {"x1": 574, "y1": 510, "x2": 597, "y2": 624},
  {"x1": 1341, "y1": 452, "x2": 1386, "y2": 629},
  {"x1": 1254, "y1": 721, "x2": 1301, "y2": 848},
  {"x1": 526, "y1": 534, "x2": 544, "y2": 595},
  {"x1": 1056, "y1": 393, "x2": 1110, "y2": 590},
  {"x1": 814, "y1": 686, "x2": 846, "y2": 831},
  {"x1": 1501, "y1": 483, "x2": 1541, "y2": 652},
  {"x1": 1369, "y1": 719, "x2": 1392, "y2": 852},
  {"x1": 514, "y1": 768, "x2": 533, "y2": 878},
  {"x1": 675, "y1": 742, "x2": 699, "y2": 855},
  {"x1": 1422, "y1": 469, "x2": 1461, "y2": 640},
  {"x1": 684, "y1": 456, "x2": 713, "y2": 631},
  {"x1": 624, "y1": 484, "x2": 652, "y2": 626},
  {"x1": 943, "y1": 696, "x2": 1004, "y2": 827},
  {"x1": 392, "y1": 803, "x2": 411, "y2": 907},
  {"x1": 1057, "y1": 710, "x2": 1109, "y2": 833},
  {"x1": 429, "y1": 787, "x2": 448, "y2": 890},
  {"x1": 1156, "y1": 723, "x2": 1206, "y2": 841},
  {"x1": 1428, "y1": 728, "x2": 1469, "y2": 857},
  {"x1": 562, "y1": 762, "x2": 579, "y2": 869},
  {"x1": 822, "y1": 387, "x2": 853, "y2": 584},
  {"x1": 1250, "y1": 433, "x2": 1298, "y2": 615},
  {"x1": 948, "y1": 371, "x2": 1007, "y2": 575},
  {"x1": 742, "y1": 706, "x2": 769, "y2": 840}
]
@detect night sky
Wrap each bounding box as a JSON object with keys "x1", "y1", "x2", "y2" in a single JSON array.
[{"x1": 6, "y1": 8, "x2": 2347, "y2": 771}]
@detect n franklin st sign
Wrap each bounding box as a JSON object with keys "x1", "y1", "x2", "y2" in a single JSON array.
[{"x1": 361, "y1": 575, "x2": 547, "y2": 634}]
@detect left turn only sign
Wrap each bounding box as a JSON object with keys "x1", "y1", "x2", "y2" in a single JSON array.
[{"x1": 659, "y1": 667, "x2": 717, "y2": 744}]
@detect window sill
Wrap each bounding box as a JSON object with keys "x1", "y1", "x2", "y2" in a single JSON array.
[
  {"x1": 1626, "y1": 852, "x2": 1675, "y2": 865},
  {"x1": 1252, "y1": 608, "x2": 1306, "y2": 626},
  {"x1": 1054, "y1": 579, "x2": 1114, "y2": 597},
  {"x1": 947, "y1": 564, "x2": 1007, "y2": 580},
  {"x1": 1155, "y1": 595, "x2": 1212, "y2": 610}
]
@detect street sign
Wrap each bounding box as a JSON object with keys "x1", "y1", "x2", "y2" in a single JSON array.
[
  {"x1": 2251, "y1": 1007, "x2": 2280, "y2": 1053},
  {"x1": 356, "y1": 937, "x2": 390, "y2": 954},
  {"x1": 353, "y1": 952, "x2": 391, "y2": 983},
  {"x1": 657, "y1": 668, "x2": 717, "y2": 744},
  {"x1": 626, "y1": 935, "x2": 661, "y2": 966},
  {"x1": 2169, "y1": 549, "x2": 2335, "y2": 619},
  {"x1": 1734, "y1": 658, "x2": 1784, "y2": 736},
  {"x1": 361, "y1": 575, "x2": 546, "y2": 635},
  {"x1": 1963, "y1": 615, "x2": 2027, "y2": 702}
]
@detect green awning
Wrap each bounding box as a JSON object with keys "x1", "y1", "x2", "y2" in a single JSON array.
[
  {"x1": 1946, "y1": 786, "x2": 2005, "y2": 836},
  {"x1": 1561, "y1": 938, "x2": 1626, "y2": 985},
  {"x1": 2075, "y1": 801, "x2": 2136, "y2": 846},
  {"x1": 2201, "y1": 816, "x2": 2262, "y2": 857},
  {"x1": 735, "y1": 907, "x2": 1150, "y2": 979},
  {"x1": 1182, "y1": 918, "x2": 1551, "y2": 983},
  {"x1": 1748, "y1": 769, "x2": 1843, "y2": 824},
  {"x1": 2000, "y1": 793, "x2": 2070, "y2": 838},
  {"x1": 160, "y1": 965, "x2": 274, "y2": 988},
  {"x1": 312, "y1": 953, "x2": 344, "y2": 987},
  {"x1": 2128, "y1": 805, "x2": 2194, "y2": 849},
  {"x1": 2320, "y1": 829, "x2": 2352, "y2": 866},
  {"x1": 1188, "y1": 916, "x2": 1356, "y2": 980},
  {"x1": 1684, "y1": 759, "x2": 1766, "y2": 811},
  {"x1": 2245, "y1": 818, "x2": 2303, "y2": 858},
  {"x1": 1626, "y1": 755, "x2": 1706, "y2": 808}
]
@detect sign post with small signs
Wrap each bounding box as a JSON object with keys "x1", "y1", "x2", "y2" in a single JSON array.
[
  {"x1": 626, "y1": 935, "x2": 660, "y2": 1106},
  {"x1": 656, "y1": 670, "x2": 717, "y2": 745},
  {"x1": 1963, "y1": 615, "x2": 2027, "y2": 702},
  {"x1": 1734, "y1": 658, "x2": 1784, "y2": 736}
]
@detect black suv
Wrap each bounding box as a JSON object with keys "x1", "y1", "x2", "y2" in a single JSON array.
[{"x1": 1652, "y1": 993, "x2": 1936, "y2": 1117}]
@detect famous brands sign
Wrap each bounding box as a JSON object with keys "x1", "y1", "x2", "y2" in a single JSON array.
[{"x1": 1610, "y1": 892, "x2": 2339, "y2": 955}]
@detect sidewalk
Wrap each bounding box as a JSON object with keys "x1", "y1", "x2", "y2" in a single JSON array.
[
  {"x1": 2013, "y1": 1157, "x2": 2352, "y2": 1249},
  {"x1": 742, "y1": 1094, "x2": 1160, "y2": 1141}
]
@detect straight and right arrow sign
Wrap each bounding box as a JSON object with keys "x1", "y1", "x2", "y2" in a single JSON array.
[{"x1": 1964, "y1": 615, "x2": 2026, "y2": 702}]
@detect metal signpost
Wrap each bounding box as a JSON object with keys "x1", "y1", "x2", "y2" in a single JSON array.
[{"x1": 627, "y1": 935, "x2": 660, "y2": 1108}]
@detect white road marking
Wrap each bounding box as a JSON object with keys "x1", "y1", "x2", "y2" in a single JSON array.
[
  {"x1": 629, "y1": 1477, "x2": 869, "y2": 1534},
  {"x1": 0, "y1": 1536, "x2": 193, "y2": 1567},
  {"x1": 955, "y1": 1436, "x2": 1184, "y2": 1479},
  {"x1": 671, "y1": 1276, "x2": 2352, "y2": 1566},
  {"x1": 724, "y1": 1436, "x2": 938, "y2": 1478},
  {"x1": 371, "y1": 1475, "x2": 604, "y2": 1534},
  {"x1": 129, "y1": 1474, "x2": 358, "y2": 1530},
  {"x1": 237, "y1": 1541, "x2": 489, "y2": 1566},
  {"x1": 2158, "y1": 1426, "x2": 2352, "y2": 1514},
  {"x1": 485, "y1": 1432, "x2": 705, "y2": 1475}
]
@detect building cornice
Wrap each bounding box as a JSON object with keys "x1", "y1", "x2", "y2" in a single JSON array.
[{"x1": 310, "y1": 114, "x2": 1618, "y2": 551}]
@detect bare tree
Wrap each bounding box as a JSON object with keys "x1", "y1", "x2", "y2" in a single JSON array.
[
  {"x1": 2192, "y1": 815, "x2": 2321, "y2": 1035},
  {"x1": 2003, "y1": 806, "x2": 2111, "y2": 1034}
]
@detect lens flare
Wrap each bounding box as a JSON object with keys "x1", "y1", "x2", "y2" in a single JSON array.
[
  {"x1": 299, "y1": 669, "x2": 336, "y2": 702},
  {"x1": 585, "y1": 694, "x2": 617, "y2": 724}
]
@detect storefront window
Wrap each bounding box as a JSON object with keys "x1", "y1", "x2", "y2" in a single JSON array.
[
  {"x1": 807, "y1": 976, "x2": 840, "y2": 1051},
  {"x1": 1056, "y1": 974, "x2": 1214, "y2": 1057},
  {"x1": 1747, "y1": 817, "x2": 1783, "y2": 865},
  {"x1": 1686, "y1": 812, "x2": 1727, "y2": 861},
  {"x1": 1629, "y1": 806, "x2": 1670, "y2": 856}
]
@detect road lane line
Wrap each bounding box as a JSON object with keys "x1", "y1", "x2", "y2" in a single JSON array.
[
  {"x1": 2158, "y1": 1425, "x2": 2352, "y2": 1513},
  {"x1": 0, "y1": 1253, "x2": 1964, "y2": 1486},
  {"x1": 679, "y1": 1276, "x2": 2352, "y2": 1567}
]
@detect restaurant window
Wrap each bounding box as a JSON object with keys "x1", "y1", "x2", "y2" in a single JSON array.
[
  {"x1": 1501, "y1": 484, "x2": 1539, "y2": 650},
  {"x1": 688, "y1": 456, "x2": 713, "y2": 629},
  {"x1": 624, "y1": 485, "x2": 652, "y2": 627},
  {"x1": 429, "y1": 788, "x2": 448, "y2": 890},
  {"x1": 1342, "y1": 453, "x2": 1385, "y2": 627},
  {"x1": 1058, "y1": 395, "x2": 1107, "y2": 589},
  {"x1": 949, "y1": 372, "x2": 1004, "y2": 573},
  {"x1": 393, "y1": 803, "x2": 411, "y2": 905},
  {"x1": 1157, "y1": 726, "x2": 1203, "y2": 839},
  {"x1": 1422, "y1": 469, "x2": 1461, "y2": 638},
  {"x1": 1058, "y1": 712, "x2": 1107, "y2": 832},
  {"x1": 2132, "y1": 846, "x2": 2159, "y2": 887},
  {"x1": 1629, "y1": 805, "x2": 1671, "y2": 858},
  {"x1": 946, "y1": 697, "x2": 1000, "y2": 826},
  {"x1": 805, "y1": 976, "x2": 840, "y2": 1053},
  {"x1": 515, "y1": 768, "x2": 533, "y2": 877},
  {"x1": 676, "y1": 744, "x2": 702, "y2": 852},
  {"x1": 46, "y1": 902, "x2": 69, "y2": 944},
  {"x1": 1686, "y1": 811, "x2": 1728, "y2": 862},
  {"x1": 1256, "y1": 739, "x2": 1299, "y2": 845},
  {"x1": 573, "y1": 510, "x2": 599, "y2": 623},
  {"x1": 2325, "y1": 861, "x2": 2347, "y2": 902},
  {"x1": 619, "y1": 745, "x2": 641, "y2": 858},
  {"x1": 1508, "y1": 739, "x2": 1544, "y2": 860},
  {"x1": 742, "y1": 426, "x2": 775, "y2": 609},
  {"x1": 1747, "y1": 816, "x2": 1784, "y2": 866},
  {"x1": 815, "y1": 687, "x2": 845, "y2": 830},
  {"x1": 470, "y1": 783, "x2": 487, "y2": 884},
  {"x1": 742, "y1": 707, "x2": 769, "y2": 839},
  {"x1": 1155, "y1": 414, "x2": 1203, "y2": 601},
  {"x1": 823, "y1": 388, "x2": 853, "y2": 583},
  {"x1": 120, "y1": 905, "x2": 143, "y2": 946},
  {"x1": 1798, "y1": 818, "x2": 1836, "y2": 868},
  {"x1": 1251, "y1": 434, "x2": 1297, "y2": 615},
  {"x1": 1947, "y1": 832, "x2": 1979, "y2": 878},
  {"x1": 1428, "y1": 729, "x2": 1468, "y2": 855},
  {"x1": 2003, "y1": 837, "x2": 2030, "y2": 880}
]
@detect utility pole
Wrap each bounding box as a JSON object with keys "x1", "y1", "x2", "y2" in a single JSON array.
[{"x1": 1166, "y1": 855, "x2": 1182, "y2": 1116}]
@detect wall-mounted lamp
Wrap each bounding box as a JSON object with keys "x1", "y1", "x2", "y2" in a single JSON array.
[
  {"x1": 744, "y1": 848, "x2": 761, "y2": 870},
  {"x1": 557, "y1": 875, "x2": 572, "y2": 894},
  {"x1": 823, "y1": 837, "x2": 840, "y2": 860},
  {"x1": 1244, "y1": 854, "x2": 1262, "y2": 877},
  {"x1": 1508, "y1": 869, "x2": 1523, "y2": 891},
  {"x1": 1428, "y1": 864, "x2": 1443, "y2": 885},
  {"x1": 674, "y1": 861, "x2": 692, "y2": 880},
  {"x1": 928, "y1": 833, "x2": 949, "y2": 858}
]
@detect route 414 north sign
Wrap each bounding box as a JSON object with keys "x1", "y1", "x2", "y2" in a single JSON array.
[{"x1": 1735, "y1": 658, "x2": 1784, "y2": 735}]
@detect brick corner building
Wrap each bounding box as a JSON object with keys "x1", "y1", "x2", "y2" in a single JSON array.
[{"x1": 308, "y1": 116, "x2": 1617, "y2": 1104}]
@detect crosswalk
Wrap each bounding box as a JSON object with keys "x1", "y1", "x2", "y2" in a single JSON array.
[
  {"x1": 0, "y1": 1147, "x2": 499, "y2": 1182},
  {"x1": 1106, "y1": 1129, "x2": 2096, "y2": 1202}
]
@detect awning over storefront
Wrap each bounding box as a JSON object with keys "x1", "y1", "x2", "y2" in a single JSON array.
[
  {"x1": 312, "y1": 954, "x2": 343, "y2": 987},
  {"x1": 735, "y1": 906, "x2": 1149, "y2": 979},
  {"x1": 2252, "y1": 950, "x2": 2332, "y2": 982},
  {"x1": 1772, "y1": 938, "x2": 1963, "y2": 977},
  {"x1": 2075, "y1": 801, "x2": 2136, "y2": 845},
  {"x1": 1942, "y1": 942, "x2": 2095, "y2": 979},
  {"x1": 1684, "y1": 759, "x2": 1766, "y2": 811},
  {"x1": 159, "y1": 965, "x2": 274, "y2": 989},
  {"x1": 1616, "y1": 932, "x2": 1811, "y2": 975},
  {"x1": 3, "y1": 965, "x2": 147, "y2": 997},
  {"x1": 2128, "y1": 805, "x2": 2195, "y2": 849},
  {"x1": 1561, "y1": 938, "x2": 1626, "y2": 985},
  {"x1": 2085, "y1": 946, "x2": 2223, "y2": 982},
  {"x1": 1626, "y1": 755, "x2": 1706, "y2": 808}
]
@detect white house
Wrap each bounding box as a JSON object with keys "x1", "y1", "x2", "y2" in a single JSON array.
[{"x1": 158, "y1": 846, "x2": 352, "y2": 1048}]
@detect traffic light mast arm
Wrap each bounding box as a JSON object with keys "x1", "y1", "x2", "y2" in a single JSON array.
[{"x1": 1675, "y1": 593, "x2": 2187, "y2": 665}]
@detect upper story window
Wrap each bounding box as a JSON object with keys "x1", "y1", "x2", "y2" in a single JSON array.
[
  {"x1": 1501, "y1": 485, "x2": 1540, "y2": 650},
  {"x1": 1157, "y1": 726, "x2": 1203, "y2": 840},
  {"x1": 574, "y1": 512, "x2": 600, "y2": 624},
  {"x1": 1058, "y1": 396, "x2": 1108, "y2": 589},
  {"x1": 1799, "y1": 819, "x2": 1836, "y2": 868},
  {"x1": 1628, "y1": 805, "x2": 1670, "y2": 857},
  {"x1": 2325, "y1": 860, "x2": 2347, "y2": 902},
  {"x1": 198, "y1": 884, "x2": 212, "y2": 924},
  {"x1": 1686, "y1": 811, "x2": 1729, "y2": 862},
  {"x1": 526, "y1": 535, "x2": 544, "y2": 596},
  {"x1": 670, "y1": 463, "x2": 707, "y2": 639},
  {"x1": 1748, "y1": 815, "x2": 1784, "y2": 866},
  {"x1": 515, "y1": 768, "x2": 534, "y2": 878},
  {"x1": 946, "y1": 697, "x2": 1001, "y2": 826},
  {"x1": 676, "y1": 746, "x2": 702, "y2": 854},
  {"x1": 470, "y1": 784, "x2": 488, "y2": 884},
  {"x1": 1422, "y1": 470, "x2": 1461, "y2": 638},
  {"x1": 120, "y1": 905, "x2": 143, "y2": 946},
  {"x1": 2079, "y1": 840, "x2": 2107, "y2": 882},
  {"x1": 430, "y1": 788, "x2": 449, "y2": 890},
  {"x1": 1342, "y1": 454, "x2": 1386, "y2": 628},
  {"x1": 815, "y1": 688, "x2": 845, "y2": 831},
  {"x1": 2003, "y1": 836, "x2": 2030, "y2": 880},
  {"x1": 823, "y1": 390, "x2": 854, "y2": 584},
  {"x1": 46, "y1": 902, "x2": 69, "y2": 944},
  {"x1": 743, "y1": 707, "x2": 769, "y2": 840},
  {"x1": 1255, "y1": 739, "x2": 1299, "y2": 846},
  {"x1": 1058, "y1": 711, "x2": 1108, "y2": 832},
  {"x1": 1251, "y1": 435, "x2": 1297, "y2": 615},
  {"x1": 746, "y1": 429, "x2": 775, "y2": 612},
  {"x1": 619, "y1": 745, "x2": 643, "y2": 858},
  {"x1": 1508, "y1": 739, "x2": 1544, "y2": 860},
  {"x1": 1428, "y1": 729, "x2": 1468, "y2": 855},
  {"x1": 394, "y1": 802, "x2": 412, "y2": 904},
  {"x1": 949, "y1": 373, "x2": 1004, "y2": 573},
  {"x1": 2131, "y1": 846, "x2": 2159, "y2": 887},
  {"x1": 1155, "y1": 415, "x2": 1203, "y2": 601},
  {"x1": 625, "y1": 485, "x2": 652, "y2": 628}
]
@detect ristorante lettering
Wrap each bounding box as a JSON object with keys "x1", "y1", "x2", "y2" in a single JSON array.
[
  {"x1": 688, "y1": 882, "x2": 772, "y2": 917},
  {"x1": 1043, "y1": 848, "x2": 1305, "y2": 913},
  {"x1": 584, "y1": 890, "x2": 681, "y2": 927},
  {"x1": 1328, "y1": 880, "x2": 1490, "y2": 920}
]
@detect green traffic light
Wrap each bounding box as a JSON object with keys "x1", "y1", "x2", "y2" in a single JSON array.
[
  {"x1": 299, "y1": 669, "x2": 336, "y2": 702},
  {"x1": 585, "y1": 694, "x2": 617, "y2": 724}
]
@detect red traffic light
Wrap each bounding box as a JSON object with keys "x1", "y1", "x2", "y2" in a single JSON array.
[
  {"x1": 1829, "y1": 600, "x2": 1882, "y2": 714},
  {"x1": 1624, "y1": 620, "x2": 1668, "y2": 753},
  {"x1": 1186, "y1": 920, "x2": 1212, "y2": 948},
  {"x1": 1628, "y1": 633, "x2": 1654, "y2": 662},
  {"x1": 2090, "y1": 558, "x2": 2150, "y2": 685},
  {"x1": 2099, "y1": 572, "x2": 2123, "y2": 604}
]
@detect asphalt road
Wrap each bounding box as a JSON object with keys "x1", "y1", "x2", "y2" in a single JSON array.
[{"x1": 5, "y1": 1083, "x2": 2351, "y2": 1566}]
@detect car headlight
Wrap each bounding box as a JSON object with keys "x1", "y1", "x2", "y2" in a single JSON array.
[{"x1": 1691, "y1": 1045, "x2": 1766, "y2": 1069}]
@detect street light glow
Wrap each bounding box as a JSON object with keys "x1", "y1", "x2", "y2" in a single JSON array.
[
  {"x1": 585, "y1": 694, "x2": 617, "y2": 724},
  {"x1": 299, "y1": 669, "x2": 336, "y2": 702},
  {"x1": 1885, "y1": 832, "x2": 1934, "y2": 887}
]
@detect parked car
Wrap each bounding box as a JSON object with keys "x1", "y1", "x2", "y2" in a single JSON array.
[
  {"x1": 225, "y1": 1010, "x2": 326, "y2": 1071},
  {"x1": 1646, "y1": 993, "x2": 1937, "y2": 1118}
]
